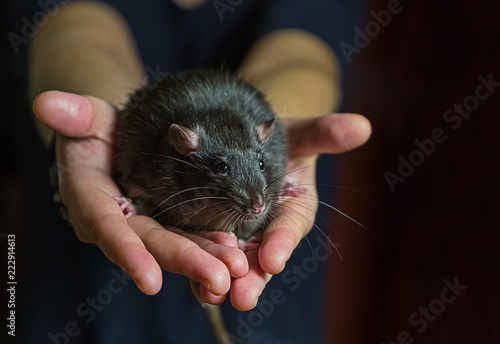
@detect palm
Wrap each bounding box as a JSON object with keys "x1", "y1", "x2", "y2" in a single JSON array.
[{"x1": 34, "y1": 90, "x2": 371, "y2": 309}]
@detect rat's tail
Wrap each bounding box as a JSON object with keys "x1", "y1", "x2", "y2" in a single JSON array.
[{"x1": 205, "y1": 304, "x2": 232, "y2": 344}]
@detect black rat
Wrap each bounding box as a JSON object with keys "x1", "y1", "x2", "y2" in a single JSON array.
[
  {"x1": 112, "y1": 70, "x2": 304, "y2": 240},
  {"x1": 111, "y1": 70, "x2": 306, "y2": 344}
]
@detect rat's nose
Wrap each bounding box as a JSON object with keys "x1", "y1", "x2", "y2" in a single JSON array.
[{"x1": 250, "y1": 195, "x2": 266, "y2": 214}]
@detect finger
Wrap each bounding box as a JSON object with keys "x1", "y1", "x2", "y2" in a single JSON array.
[
  {"x1": 196, "y1": 230, "x2": 239, "y2": 248},
  {"x1": 230, "y1": 248, "x2": 270, "y2": 311},
  {"x1": 260, "y1": 192, "x2": 317, "y2": 274},
  {"x1": 285, "y1": 113, "x2": 372, "y2": 157},
  {"x1": 33, "y1": 91, "x2": 116, "y2": 142},
  {"x1": 129, "y1": 216, "x2": 232, "y2": 296},
  {"x1": 189, "y1": 280, "x2": 227, "y2": 306},
  {"x1": 98, "y1": 214, "x2": 163, "y2": 296},
  {"x1": 259, "y1": 156, "x2": 317, "y2": 273},
  {"x1": 172, "y1": 230, "x2": 248, "y2": 278},
  {"x1": 258, "y1": 221, "x2": 299, "y2": 275},
  {"x1": 65, "y1": 181, "x2": 163, "y2": 295}
]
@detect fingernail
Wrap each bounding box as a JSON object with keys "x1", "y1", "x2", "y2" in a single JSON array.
[
  {"x1": 132, "y1": 277, "x2": 146, "y2": 294},
  {"x1": 32, "y1": 95, "x2": 41, "y2": 118},
  {"x1": 200, "y1": 279, "x2": 212, "y2": 293},
  {"x1": 122, "y1": 266, "x2": 131, "y2": 277},
  {"x1": 253, "y1": 297, "x2": 259, "y2": 308},
  {"x1": 276, "y1": 262, "x2": 286, "y2": 274}
]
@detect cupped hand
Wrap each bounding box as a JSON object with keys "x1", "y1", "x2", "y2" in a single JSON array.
[
  {"x1": 33, "y1": 91, "x2": 249, "y2": 300},
  {"x1": 34, "y1": 90, "x2": 371, "y2": 309},
  {"x1": 226, "y1": 113, "x2": 372, "y2": 310}
]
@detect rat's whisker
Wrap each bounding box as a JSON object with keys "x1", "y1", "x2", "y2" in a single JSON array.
[
  {"x1": 276, "y1": 192, "x2": 368, "y2": 231},
  {"x1": 273, "y1": 203, "x2": 343, "y2": 261},
  {"x1": 213, "y1": 209, "x2": 237, "y2": 232},
  {"x1": 151, "y1": 196, "x2": 230, "y2": 220},
  {"x1": 270, "y1": 207, "x2": 313, "y2": 255},
  {"x1": 153, "y1": 186, "x2": 226, "y2": 210},
  {"x1": 271, "y1": 182, "x2": 371, "y2": 196},
  {"x1": 201, "y1": 204, "x2": 237, "y2": 232},
  {"x1": 171, "y1": 200, "x2": 230, "y2": 230},
  {"x1": 266, "y1": 165, "x2": 315, "y2": 189},
  {"x1": 278, "y1": 198, "x2": 344, "y2": 241},
  {"x1": 141, "y1": 152, "x2": 200, "y2": 170}
]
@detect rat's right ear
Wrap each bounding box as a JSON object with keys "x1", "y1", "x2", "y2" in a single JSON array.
[
  {"x1": 256, "y1": 117, "x2": 276, "y2": 144},
  {"x1": 168, "y1": 124, "x2": 199, "y2": 155}
]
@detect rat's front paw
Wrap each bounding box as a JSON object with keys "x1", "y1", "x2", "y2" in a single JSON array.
[
  {"x1": 115, "y1": 196, "x2": 137, "y2": 219},
  {"x1": 238, "y1": 233, "x2": 263, "y2": 252}
]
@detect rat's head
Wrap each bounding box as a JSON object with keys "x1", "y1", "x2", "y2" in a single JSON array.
[{"x1": 167, "y1": 114, "x2": 285, "y2": 238}]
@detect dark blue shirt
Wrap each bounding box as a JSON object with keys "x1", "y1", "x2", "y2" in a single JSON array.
[{"x1": 6, "y1": 1, "x2": 362, "y2": 343}]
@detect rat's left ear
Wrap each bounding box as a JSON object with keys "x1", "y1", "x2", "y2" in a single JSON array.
[
  {"x1": 256, "y1": 118, "x2": 275, "y2": 143},
  {"x1": 168, "y1": 124, "x2": 199, "y2": 155}
]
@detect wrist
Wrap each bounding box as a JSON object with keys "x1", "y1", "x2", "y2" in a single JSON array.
[
  {"x1": 250, "y1": 65, "x2": 340, "y2": 119},
  {"x1": 238, "y1": 29, "x2": 341, "y2": 119}
]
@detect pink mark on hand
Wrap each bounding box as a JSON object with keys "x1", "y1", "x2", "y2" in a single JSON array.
[{"x1": 279, "y1": 176, "x2": 307, "y2": 200}]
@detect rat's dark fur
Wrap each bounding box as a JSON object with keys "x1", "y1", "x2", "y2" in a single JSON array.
[{"x1": 112, "y1": 70, "x2": 286, "y2": 239}]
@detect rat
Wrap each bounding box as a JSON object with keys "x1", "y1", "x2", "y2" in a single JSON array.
[
  {"x1": 111, "y1": 70, "x2": 305, "y2": 344},
  {"x1": 112, "y1": 70, "x2": 304, "y2": 240}
]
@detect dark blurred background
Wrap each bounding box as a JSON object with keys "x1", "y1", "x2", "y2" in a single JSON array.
[
  {"x1": 1, "y1": 0, "x2": 499, "y2": 343},
  {"x1": 327, "y1": 0, "x2": 500, "y2": 343}
]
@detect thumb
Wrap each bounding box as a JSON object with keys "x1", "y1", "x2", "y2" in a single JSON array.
[
  {"x1": 285, "y1": 113, "x2": 372, "y2": 157},
  {"x1": 33, "y1": 90, "x2": 116, "y2": 142}
]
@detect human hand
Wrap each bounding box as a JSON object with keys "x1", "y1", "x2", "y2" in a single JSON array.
[
  {"x1": 33, "y1": 91, "x2": 249, "y2": 299},
  {"x1": 34, "y1": 91, "x2": 371, "y2": 309},
  {"x1": 222, "y1": 113, "x2": 372, "y2": 310}
]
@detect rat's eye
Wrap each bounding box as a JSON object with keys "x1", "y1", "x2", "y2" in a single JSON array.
[
  {"x1": 259, "y1": 159, "x2": 265, "y2": 171},
  {"x1": 216, "y1": 162, "x2": 229, "y2": 174}
]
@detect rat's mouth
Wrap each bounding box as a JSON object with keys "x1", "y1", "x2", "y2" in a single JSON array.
[{"x1": 212, "y1": 203, "x2": 269, "y2": 221}]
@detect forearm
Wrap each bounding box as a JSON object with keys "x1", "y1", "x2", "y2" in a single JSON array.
[
  {"x1": 239, "y1": 29, "x2": 341, "y2": 119},
  {"x1": 29, "y1": 2, "x2": 145, "y2": 145}
]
